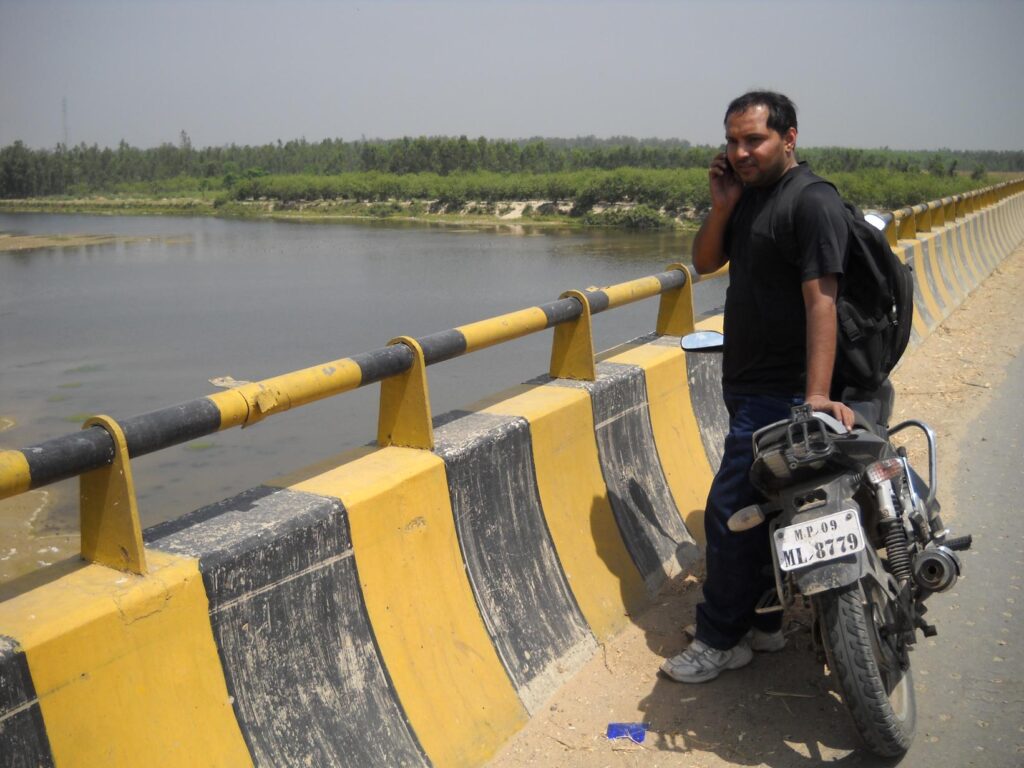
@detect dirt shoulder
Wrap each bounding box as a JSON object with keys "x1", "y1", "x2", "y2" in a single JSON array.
[{"x1": 487, "y1": 244, "x2": 1024, "y2": 767}]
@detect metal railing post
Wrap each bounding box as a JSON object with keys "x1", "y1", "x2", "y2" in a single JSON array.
[
  {"x1": 655, "y1": 263, "x2": 695, "y2": 337},
  {"x1": 377, "y1": 337, "x2": 433, "y2": 450},
  {"x1": 943, "y1": 196, "x2": 956, "y2": 223},
  {"x1": 896, "y1": 208, "x2": 917, "y2": 240},
  {"x1": 549, "y1": 290, "x2": 596, "y2": 381},
  {"x1": 79, "y1": 415, "x2": 148, "y2": 575},
  {"x1": 916, "y1": 203, "x2": 933, "y2": 232}
]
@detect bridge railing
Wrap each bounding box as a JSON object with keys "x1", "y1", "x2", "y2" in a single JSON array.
[
  {"x1": 2, "y1": 174, "x2": 1022, "y2": 576},
  {"x1": 888, "y1": 176, "x2": 1024, "y2": 245},
  {"x1": 0, "y1": 261, "x2": 731, "y2": 575}
]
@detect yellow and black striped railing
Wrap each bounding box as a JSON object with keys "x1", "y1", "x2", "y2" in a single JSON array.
[
  {"x1": 0, "y1": 268, "x2": 695, "y2": 496},
  {"x1": 0, "y1": 262, "x2": 726, "y2": 572}
]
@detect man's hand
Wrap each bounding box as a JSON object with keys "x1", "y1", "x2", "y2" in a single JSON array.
[
  {"x1": 709, "y1": 152, "x2": 743, "y2": 211},
  {"x1": 805, "y1": 394, "x2": 855, "y2": 429},
  {"x1": 693, "y1": 154, "x2": 742, "y2": 274}
]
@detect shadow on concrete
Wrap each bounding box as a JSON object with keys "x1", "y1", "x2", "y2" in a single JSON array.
[{"x1": 0, "y1": 555, "x2": 88, "y2": 603}]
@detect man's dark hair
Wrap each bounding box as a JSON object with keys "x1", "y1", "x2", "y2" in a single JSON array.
[{"x1": 725, "y1": 91, "x2": 798, "y2": 135}]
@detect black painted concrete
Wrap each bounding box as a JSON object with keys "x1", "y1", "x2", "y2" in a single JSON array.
[
  {"x1": 434, "y1": 410, "x2": 594, "y2": 713},
  {"x1": 149, "y1": 486, "x2": 428, "y2": 768},
  {"x1": 0, "y1": 635, "x2": 54, "y2": 768},
  {"x1": 685, "y1": 350, "x2": 729, "y2": 474}
]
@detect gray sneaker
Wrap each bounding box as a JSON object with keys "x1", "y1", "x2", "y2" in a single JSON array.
[
  {"x1": 746, "y1": 628, "x2": 786, "y2": 652},
  {"x1": 660, "y1": 639, "x2": 753, "y2": 683}
]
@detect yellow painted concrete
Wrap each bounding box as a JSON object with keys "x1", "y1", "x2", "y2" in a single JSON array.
[
  {"x1": 266, "y1": 444, "x2": 377, "y2": 488},
  {"x1": 904, "y1": 240, "x2": 944, "y2": 329},
  {"x1": 922, "y1": 233, "x2": 955, "y2": 310},
  {"x1": 936, "y1": 228, "x2": 967, "y2": 302},
  {"x1": 289, "y1": 447, "x2": 527, "y2": 768},
  {"x1": 696, "y1": 314, "x2": 725, "y2": 334},
  {"x1": 976, "y1": 209, "x2": 1000, "y2": 272},
  {"x1": 899, "y1": 244, "x2": 930, "y2": 340},
  {"x1": 951, "y1": 221, "x2": 984, "y2": 289},
  {"x1": 0, "y1": 550, "x2": 251, "y2": 767},
  {"x1": 962, "y1": 215, "x2": 991, "y2": 284}
]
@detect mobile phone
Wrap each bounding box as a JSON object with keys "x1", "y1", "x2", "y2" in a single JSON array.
[{"x1": 719, "y1": 151, "x2": 735, "y2": 178}]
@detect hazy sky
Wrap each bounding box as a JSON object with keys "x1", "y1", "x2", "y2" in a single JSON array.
[{"x1": 2, "y1": 0, "x2": 1022, "y2": 151}]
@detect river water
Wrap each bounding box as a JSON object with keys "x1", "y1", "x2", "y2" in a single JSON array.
[{"x1": 0, "y1": 212, "x2": 721, "y2": 576}]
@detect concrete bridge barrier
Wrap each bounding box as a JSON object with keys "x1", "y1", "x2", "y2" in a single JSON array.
[
  {"x1": 1, "y1": 179, "x2": 1022, "y2": 766},
  {"x1": 893, "y1": 182, "x2": 1024, "y2": 338}
]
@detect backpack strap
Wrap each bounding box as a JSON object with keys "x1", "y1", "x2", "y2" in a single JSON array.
[{"x1": 769, "y1": 167, "x2": 837, "y2": 254}]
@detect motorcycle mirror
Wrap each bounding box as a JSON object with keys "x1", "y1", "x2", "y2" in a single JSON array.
[
  {"x1": 863, "y1": 211, "x2": 890, "y2": 232},
  {"x1": 680, "y1": 330, "x2": 724, "y2": 352}
]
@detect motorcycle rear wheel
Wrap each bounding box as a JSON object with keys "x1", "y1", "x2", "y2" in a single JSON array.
[{"x1": 815, "y1": 584, "x2": 916, "y2": 757}]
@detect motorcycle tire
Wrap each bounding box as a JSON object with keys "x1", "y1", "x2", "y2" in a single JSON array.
[{"x1": 815, "y1": 584, "x2": 916, "y2": 757}]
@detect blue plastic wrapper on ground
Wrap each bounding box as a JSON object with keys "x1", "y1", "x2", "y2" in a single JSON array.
[{"x1": 605, "y1": 722, "x2": 649, "y2": 743}]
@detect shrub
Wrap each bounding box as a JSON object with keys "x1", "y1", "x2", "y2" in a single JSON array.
[{"x1": 583, "y1": 204, "x2": 671, "y2": 230}]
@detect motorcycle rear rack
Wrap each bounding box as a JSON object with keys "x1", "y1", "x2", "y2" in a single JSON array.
[{"x1": 784, "y1": 403, "x2": 836, "y2": 467}]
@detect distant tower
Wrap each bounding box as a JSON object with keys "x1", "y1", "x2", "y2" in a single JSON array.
[{"x1": 62, "y1": 97, "x2": 69, "y2": 147}]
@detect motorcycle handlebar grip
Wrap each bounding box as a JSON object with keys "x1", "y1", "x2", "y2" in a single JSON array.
[{"x1": 943, "y1": 534, "x2": 973, "y2": 551}]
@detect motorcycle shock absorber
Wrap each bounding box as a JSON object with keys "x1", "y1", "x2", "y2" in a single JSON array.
[
  {"x1": 882, "y1": 519, "x2": 913, "y2": 584},
  {"x1": 870, "y1": 472, "x2": 914, "y2": 584}
]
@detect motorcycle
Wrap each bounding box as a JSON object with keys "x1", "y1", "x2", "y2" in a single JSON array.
[{"x1": 726, "y1": 381, "x2": 972, "y2": 757}]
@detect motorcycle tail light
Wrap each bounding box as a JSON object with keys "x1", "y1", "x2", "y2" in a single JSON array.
[{"x1": 866, "y1": 458, "x2": 903, "y2": 486}]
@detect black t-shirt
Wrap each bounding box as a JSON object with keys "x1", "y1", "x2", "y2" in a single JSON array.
[{"x1": 722, "y1": 164, "x2": 849, "y2": 395}]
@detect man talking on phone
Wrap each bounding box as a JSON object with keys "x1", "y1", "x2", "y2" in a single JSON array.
[{"x1": 661, "y1": 91, "x2": 855, "y2": 683}]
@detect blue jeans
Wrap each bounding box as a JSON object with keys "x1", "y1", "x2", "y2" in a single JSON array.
[{"x1": 695, "y1": 390, "x2": 803, "y2": 650}]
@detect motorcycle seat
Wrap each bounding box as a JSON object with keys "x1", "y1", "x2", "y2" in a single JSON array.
[
  {"x1": 841, "y1": 379, "x2": 895, "y2": 431},
  {"x1": 848, "y1": 403, "x2": 889, "y2": 438}
]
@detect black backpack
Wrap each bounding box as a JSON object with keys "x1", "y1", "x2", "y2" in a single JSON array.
[{"x1": 772, "y1": 171, "x2": 915, "y2": 393}]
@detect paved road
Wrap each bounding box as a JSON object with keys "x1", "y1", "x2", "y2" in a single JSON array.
[{"x1": 897, "y1": 348, "x2": 1024, "y2": 768}]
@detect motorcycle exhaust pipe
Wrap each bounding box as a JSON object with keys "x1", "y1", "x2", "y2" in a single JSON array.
[{"x1": 912, "y1": 547, "x2": 961, "y2": 593}]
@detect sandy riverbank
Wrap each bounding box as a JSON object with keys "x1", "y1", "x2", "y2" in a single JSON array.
[
  {"x1": 0, "y1": 232, "x2": 133, "y2": 252},
  {"x1": 0, "y1": 196, "x2": 696, "y2": 230}
]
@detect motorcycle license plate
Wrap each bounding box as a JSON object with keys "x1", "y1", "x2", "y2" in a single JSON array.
[{"x1": 774, "y1": 510, "x2": 865, "y2": 571}]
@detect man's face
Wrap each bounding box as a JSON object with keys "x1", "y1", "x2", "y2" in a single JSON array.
[{"x1": 725, "y1": 105, "x2": 797, "y2": 187}]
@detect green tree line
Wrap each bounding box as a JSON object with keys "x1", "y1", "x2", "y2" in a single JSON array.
[
  {"x1": 226, "y1": 167, "x2": 983, "y2": 212},
  {"x1": 2, "y1": 133, "x2": 1022, "y2": 199}
]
